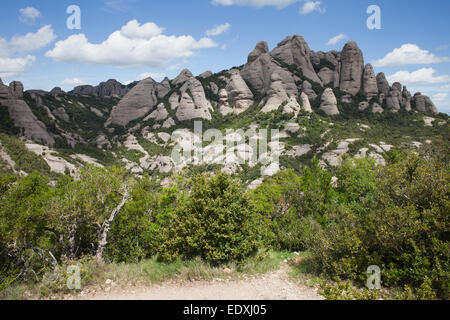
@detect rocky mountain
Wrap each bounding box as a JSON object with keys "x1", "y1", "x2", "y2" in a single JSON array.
[
  {"x1": 69, "y1": 79, "x2": 137, "y2": 98},
  {"x1": 0, "y1": 34, "x2": 447, "y2": 186},
  {"x1": 0, "y1": 79, "x2": 54, "y2": 144}
]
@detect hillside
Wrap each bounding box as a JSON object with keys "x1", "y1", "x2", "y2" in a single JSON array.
[{"x1": 0, "y1": 35, "x2": 448, "y2": 187}]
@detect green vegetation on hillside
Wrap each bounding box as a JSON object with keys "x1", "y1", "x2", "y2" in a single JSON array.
[{"x1": 0, "y1": 143, "x2": 448, "y2": 299}]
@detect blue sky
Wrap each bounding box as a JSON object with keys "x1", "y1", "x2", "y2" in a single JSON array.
[{"x1": 0, "y1": 0, "x2": 449, "y2": 112}]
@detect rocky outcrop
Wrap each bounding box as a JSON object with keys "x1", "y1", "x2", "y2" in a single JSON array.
[
  {"x1": 70, "y1": 79, "x2": 130, "y2": 98},
  {"x1": 339, "y1": 42, "x2": 364, "y2": 95},
  {"x1": 241, "y1": 41, "x2": 297, "y2": 96},
  {"x1": 320, "y1": 88, "x2": 339, "y2": 116},
  {"x1": 156, "y1": 77, "x2": 171, "y2": 99},
  {"x1": 262, "y1": 73, "x2": 300, "y2": 115},
  {"x1": 376, "y1": 73, "x2": 390, "y2": 95},
  {"x1": 50, "y1": 87, "x2": 64, "y2": 95},
  {"x1": 198, "y1": 71, "x2": 213, "y2": 79},
  {"x1": 402, "y1": 87, "x2": 412, "y2": 111},
  {"x1": 363, "y1": 64, "x2": 378, "y2": 99},
  {"x1": 0, "y1": 81, "x2": 54, "y2": 144},
  {"x1": 70, "y1": 85, "x2": 95, "y2": 96},
  {"x1": 300, "y1": 92, "x2": 313, "y2": 113},
  {"x1": 270, "y1": 35, "x2": 322, "y2": 84},
  {"x1": 414, "y1": 93, "x2": 438, "y2": 114},
  {"x1": 224, "y1": 69, "x2": 254, "y2": 114},
  {"x1": 106, "y1": 78, "x2": 158, "y2": 127},
  {"x1": 372, "y1": 102, "x2": 384, "y2": 114},
  {"x1": 95, "y1": 134, "x2": 112, "y2": 149},
  {"x1": 386, "y1": 84, "x2": 402, "y2": 112},
  {"x1": 218, "y1": 89, "x2": 233, "y2": 116},
  {"x1": 318, "y1": 67, "x2": 335, "y2": 86},
  {"x1": 301, "y1": 80, "x2": 317, "y2": 100},
  {"x1": 359, "y1": 101, "x2": 369, "y2": 111},
  {"x1": 314, "y1": 51, "x2": 341, "y2": 87},
  {"x1": 175, "y1": 77, "x2": 213, "y2": 121},
  {"x1": 162, "y1": 117, "x2": 176, "y2": 128},
  {"x1": 96, "y1": 79, "x2": 129, "y2": 97},
  {"x1": 145, "y1": 103, "x2": 169, "y2": 121},
  {"x1": 172, "y1": 69, "x2": 194, "y2": 86},
  {"x1": 53, "y1": 107, "x2": 70, "y2": 122}
]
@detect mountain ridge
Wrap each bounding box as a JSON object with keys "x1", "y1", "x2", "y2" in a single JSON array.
[{"x1": 0, "y1": 34, "x2": 448, "y2": 185}]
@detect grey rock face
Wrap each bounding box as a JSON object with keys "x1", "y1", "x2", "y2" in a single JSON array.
[
  {"x1": 50, "y1": 87, "x2": 64, "y2": 95},
  {"x1": 318, "y1": 67, "x2": 335, "y2": 86},
  {"x1": 224, "y1": 69, "x2": 254, "y2": 114},
  {"x1": 386, "y1": 83, "x2": 403, "y2": 112},
  {"x1": 363, "y1": 64, "x2": 378, "y2": 99},
  {"x1": 402, "y1": 87, "x2": 412, "y2": 111},
  {"x1": 414, "y1": 93, "x2": 438, "y2": 114},
  {"x1": 376, "y1": 73, "x2": 390, "y2": 95},
  {"x1": 0, "y1": 81, "x2": 9, "y2": 100},
  {"x1": 320, "y1": 88, "x2": 339, "y2": 116},
  {"x1": 145, "y1": 103, "x2": 169, "y2": 121},
  {"x1": 392, "y1": 82, "x2": 402, "y2": 92},
  {"x1": 302, "y1": 80, "x2": 317, "y2": 100},
  {"x1": 241, "y1": 41, "x2": 297, "y2": 96},
  {"x1": 262, "y1": 72, "x2": 300, "y2": 115},
  {"x1": 270, "y1": 35, "x2": 322, "y2": 84},
  {"x1": 218, "y1": 88, "x2": 233, "y2": 116},
  {"x1": 172, "y1": 69, "x2": 194, "y2": 86},
  {"x1": 106, "y1": 78, "x2": 158, "y2": 127},
  {"x1": 70, "y1": 85, "x2": 95, "y2": 96},
  {"x1": 96, "y1": 79, "x2": 129, "y2": 97},
  {"x1": 209, "y1": 82, "x2": 219, "y2": 95},
  {"x1": 0, "y1": 81, "x2": 54, "y2": 144},
  {"x1": 175, "y1": 77, "x2": 213, "y2": 121},
  {"x1": 70, "y1": 79, "x2": 130, "y2": 98},
  {"x1": 300, "y1": 92, "x2": 313, "y2": 113},
  {"x1": 156, "y1": 77, "x2": 171, "y2": 99},
  {"x1": 359, "y1": 101, "x2": 370, "y2": 111},
  {"x1": 198, "y1": 71, "x2": 213, "y2": 79},
  {"x1": 53, "y1": 107, "x2": 70, "y2": 122},
  {"x1": 372, "y1": 103, "x2": 384, "y2": 114},
  {"x1": 340, "y1": 42, "x2": 364, "y2": 96},
  {"x1": 9, "y1": 81, "x2": 24, "y2": 99}
]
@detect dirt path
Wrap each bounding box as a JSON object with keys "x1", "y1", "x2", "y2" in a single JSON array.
[{"x1": 73, "y1": 264, "x2": 323, "y2": 300}]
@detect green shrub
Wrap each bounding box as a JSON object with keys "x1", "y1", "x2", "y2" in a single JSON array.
[
  {"x1": 155, "y1": 173, "x2": 270, "y2": 264},
  {"x1": 303, "y1": 152, "x2": 449, "y2": 299}
]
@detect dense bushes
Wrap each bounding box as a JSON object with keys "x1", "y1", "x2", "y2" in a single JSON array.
[
  {"x1": 250, "y1": 152, "x2": 449, "y2": 299},
  {"x1": 154, "y1": 173, "x2": 271, "y2": 264},
  {"x1": 0, "y1": 169, "x2": 271, "y2": 288},
  {"x1": 0, "y1": 149, "x2": 448, "y2": 299}
]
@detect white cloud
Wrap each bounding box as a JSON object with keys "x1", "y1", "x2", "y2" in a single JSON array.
[
  {"x1": 300, "y1": 1, "x2": 325, "y2": 14},
  {"x1": 19, "y1": 7, "x2": 41, "y2": 24},
  {"x1": 61, "y1": 78, "x2": 86, "y2": 87},
  {"x1": 46, "y1": 20, "x2": 217, "y2": 68},
  {"x1": 137, "y1": 72, "x2": 166, "y2": 81},
  {"x1": 206, "y1": 23, "x2": 231, "y2": 36},
  {"x1": 373, "y1": 44, "x2": 450, "y2": 67},
  {"x1": 387, "y1": 68, "x2": 450, "y2": 84},
  {"x1": 433, "y1": 93, "x2": 448, "y2": 102},
  {"x1": 327, "y1": 33, "x2": 347, "y2": 46},
  {"x1": 0, "y1": 26, "x2": 55, "y2": 79},
  {"x1": 120, "y1": 20, "x2": 164, "y2": 39},
  {"x1": 0, "y1": 56, "x2": 36, "y2": 78},
  {"x1": 10, "y1": 25, "x2": 56, "y2": 53},
  {"x1": 212, "y1": 0, "x2": 299, "y2": 8},
  {"x1": 441, "y1": 84, "x2": 450, "y2": 89},
  {"x1": 0, "y1": 25, "x2": 56, "y2": 56}
]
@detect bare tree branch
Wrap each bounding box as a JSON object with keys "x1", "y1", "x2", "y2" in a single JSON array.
[{"x1": 95, "y1": 186, "x2": 130, "y2": 264}]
